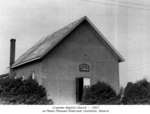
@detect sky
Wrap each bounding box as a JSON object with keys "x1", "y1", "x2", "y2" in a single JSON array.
[{"x1": 0, "y1": 0, "x2": 150, "y2": 86}]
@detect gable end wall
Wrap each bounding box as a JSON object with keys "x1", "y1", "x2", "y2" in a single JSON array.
[{"x1": 40, "y1": 21, "x2": 120, "y2": 104}]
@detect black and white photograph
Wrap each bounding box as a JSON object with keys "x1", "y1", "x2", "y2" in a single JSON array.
[{"x1": 0, "y1": 0, "x2": 150, "y2": 113}]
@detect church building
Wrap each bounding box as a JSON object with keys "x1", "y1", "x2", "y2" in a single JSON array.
[{"x1": 10, "y1": 16, "x2": 124, "y2": 104}]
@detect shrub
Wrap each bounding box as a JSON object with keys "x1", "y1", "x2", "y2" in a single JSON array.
[
  {"x1": 122, "y1": 79, "x2": 150, "y2": 104},
  {"x1": 82, "y1": 81, "x2": 120, "y2": 104},
  {"x1": 0, "y1": 77, "x2": 53, "y2": 104}
]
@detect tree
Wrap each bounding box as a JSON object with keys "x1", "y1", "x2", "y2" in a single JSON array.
[
  {"x1": 122, "y1": 79, "x2": 150, "y2": 104},
  {"x1": 0, "y1": 77, "x2": 53, "y2": 104},
  {"x1": 82, "y1": 81, "x2": 120, "y2": 104}
]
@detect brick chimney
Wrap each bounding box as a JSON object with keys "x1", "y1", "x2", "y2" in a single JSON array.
[
  {"x1": 10, "y1": 39, "x2": 16, "y2": 66},
  {"x1": 9, "y1": 39, "x2": 16, "y2": 76}
]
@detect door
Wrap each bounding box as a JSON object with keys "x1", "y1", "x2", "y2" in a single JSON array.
[
  {"x1": 76, "y1": 77, "x2": 83, "y2": 102},
  {"x1": 76, "y1": 77, "x2": 91, "y2": 102}
]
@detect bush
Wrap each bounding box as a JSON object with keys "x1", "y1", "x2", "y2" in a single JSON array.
[
  {"x1": 0, "y1": 77, "x2": 53, "y2": 104},
  {"x1": 82, "y1": 81, "x2": 120, "y2": 104},
  {"x1": 122, "y1": 79, "x2": 150, "y2": 104}
]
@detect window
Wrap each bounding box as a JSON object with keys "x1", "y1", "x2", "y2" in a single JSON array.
[
  {"x1": 22, "y1": 75, "x2": 25, "y2": 80},
  {"x1": 31, "y1": 72, "x2": 35, "y2": 80},
  {"x1": 76, "y1": 77, "x2": 91, "y2": 102},
  {"x1": 79, "y1": 63, "x2": 90, "y2": 72},
  {"x1": 83, "y1": 78, "x2": 91, "y2": 87}
]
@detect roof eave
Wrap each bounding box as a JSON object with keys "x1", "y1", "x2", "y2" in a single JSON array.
[
  {"x1": 11, "y1": 56, "x2": 42, "y2": 68},
  {"x1": 119, "y1": 57, "x2": 125, "y2": 62}
]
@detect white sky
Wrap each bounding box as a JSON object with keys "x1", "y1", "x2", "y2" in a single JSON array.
[{"x1": 1, "y1": 0, "x2": 150, "y2": 86}]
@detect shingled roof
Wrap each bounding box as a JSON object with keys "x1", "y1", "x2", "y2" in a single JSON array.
[{"x1": 12, "y1": 16, "x2": 124, "y2": 68}]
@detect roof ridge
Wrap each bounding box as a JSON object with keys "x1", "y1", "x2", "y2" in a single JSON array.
[{"x1": 12, "y1": 16, "x2": 124, "y2": 68}]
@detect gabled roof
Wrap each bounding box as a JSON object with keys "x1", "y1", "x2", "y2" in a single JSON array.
[{"x1": 12, "y1": 16, "x2": 124, "y2": 68}]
